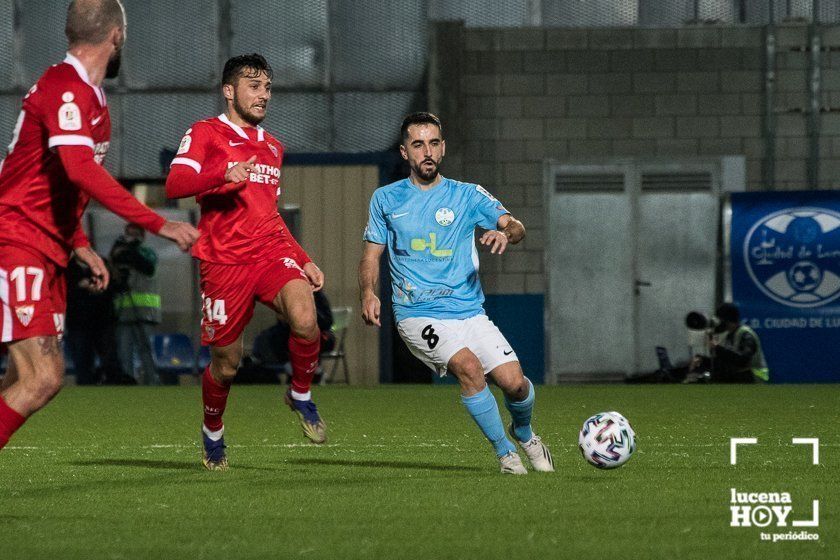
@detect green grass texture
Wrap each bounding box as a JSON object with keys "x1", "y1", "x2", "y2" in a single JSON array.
[{"x1": 0, "y1": 384, "x2": 836, "y2": 560}]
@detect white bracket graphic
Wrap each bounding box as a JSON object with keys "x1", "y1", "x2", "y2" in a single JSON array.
[
  {"x1": 792, "y1": 438, "x2": 820, "y2": 465},
  {"x1": 792, "y1": 500, "x2": 820, "y2": 527},
  {"x1": 730, "y1": 437, "x2": 758, "y2": 465}
]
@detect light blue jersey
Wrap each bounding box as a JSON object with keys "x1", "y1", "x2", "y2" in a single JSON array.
[{"x1": 364, "y1": 176, "x2": 508, "y2": 323}]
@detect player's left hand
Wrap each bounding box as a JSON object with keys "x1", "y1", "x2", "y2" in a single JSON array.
[
  {"x1": 479, "y1": 230, "x2": 509, "y2": 254},
  {"x1": 73, "y1": 246, "x2": 109, "y2": 292},
  {"x1": 303, "y1": 262, "x2": 324, "y2": 292}
]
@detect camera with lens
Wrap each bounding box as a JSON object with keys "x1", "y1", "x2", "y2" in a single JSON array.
[{"x1": 684, "y1": 311, "x2": 726, "y2": 334}]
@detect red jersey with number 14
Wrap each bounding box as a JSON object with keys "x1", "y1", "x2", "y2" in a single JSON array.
[
  {"x1": 171, "y1": 115, "x2": 303, "y2": 264},
  {"x1": 0, "y1": 54, "x2": 111, "y2": 266}
]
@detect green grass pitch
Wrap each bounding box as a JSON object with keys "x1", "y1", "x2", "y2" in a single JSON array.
[{"x1": 0, "y1": 384, "x2": 836, "y2": 559}]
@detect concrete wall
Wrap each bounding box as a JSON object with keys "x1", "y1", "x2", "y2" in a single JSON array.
[{"x1": 430, "y1": 22, "x2": 840, "y2": 295}]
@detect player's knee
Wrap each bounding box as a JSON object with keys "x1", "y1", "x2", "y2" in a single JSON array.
[
  {"x1": 289, "y1": 311, "x2": 318, "y2": 340},
  {"x1": 503, "y1": 375, "x2": 529, "y2": 401},
  {"x1": 510, "y1": 379, "x2": 529, "y2": 401},
  {"x1": 212, "y1": 358, "x2": 238, "y2": 383},
  {"x1": 210, "y1": 347, "x2": 241, "y2": 382},
  {"x1": 450, "y1": 353, "x2": 485, "y2": 390},
  {"x1": 27, "y1": 372, "x2": 62, "y2": 406}
]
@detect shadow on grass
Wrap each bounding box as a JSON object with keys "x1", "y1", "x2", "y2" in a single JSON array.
[
  {"x1": 70, "y1": 458, "x2": 273, "y2": 472},
  {"x1": 287, "y1": 457, "x2": 482, "y2": 472}
]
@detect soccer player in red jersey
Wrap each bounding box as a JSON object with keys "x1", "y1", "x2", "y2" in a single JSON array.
[
  {"x1": 0, "y1": 0, "x2": 199, "y2": 452},
  {"x1": 166, "y1": 54, "x2": 327, "y2": 470}
]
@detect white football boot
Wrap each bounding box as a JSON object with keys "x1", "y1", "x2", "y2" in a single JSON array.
[
  {"x1": 499, "y1": 451, "x2": 528, "y2": 475},
  {"x1": 510, "y1": 424, "x2": 555, "y2": 472}
]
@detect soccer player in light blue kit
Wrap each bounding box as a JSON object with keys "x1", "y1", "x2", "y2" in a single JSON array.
[{"x1": 358, "y1": 113, "x2": 553, "y2": 474}]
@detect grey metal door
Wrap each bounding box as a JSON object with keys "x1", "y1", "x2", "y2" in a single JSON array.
[
  {"x1": 547, "y1": 165, "x2": 635, "y2": 381},
  {"x1": 546, "y1": 158, "x2": 743, "y2": 382},
  {"x1": 633, "y1": 167, "x2": 720, "y2": 372}
]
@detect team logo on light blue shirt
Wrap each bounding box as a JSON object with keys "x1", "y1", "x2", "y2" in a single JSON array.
[{"x1": 435, "y1": 207, "x2": 455, "y2": 226}]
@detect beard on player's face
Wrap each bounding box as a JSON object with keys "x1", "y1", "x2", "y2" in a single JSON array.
[
  {"x1": 412, "y1": 157, "x2": 441, "y2": 181},
  {"x1": 105, "y1": 50, "x2": 122, "y2": 79},
  {"x1": 232, "y1": 92, "x2": 266, "y2": 126}
]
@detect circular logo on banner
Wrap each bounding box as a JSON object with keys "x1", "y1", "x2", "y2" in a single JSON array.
[
  {"x1": 435, "y1": 207, "x2": 455, "y2": 226},
  {"x1": 744, "y1": 207, "x2": 840, "y2": 308}
]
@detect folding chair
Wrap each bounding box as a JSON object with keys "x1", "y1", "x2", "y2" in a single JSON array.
[
  {"x1": 152, "y1": 333, "x2": 197, "y2": 384},
  {"x1": 320, "y1": 306, "x2": 351, "y2": 384},
  {"x1": 655, "y1": 346, "x2": 683, "y2": 383}
]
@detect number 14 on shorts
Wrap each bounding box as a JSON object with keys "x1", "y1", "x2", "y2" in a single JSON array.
[{"x1": 202, "y1": 295, "x2": 228, "y2": 325}]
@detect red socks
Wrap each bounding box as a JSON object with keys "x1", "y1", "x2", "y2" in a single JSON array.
[
  {"x1": 0, "y1": 395, "x2": 26, "y2": 450},
  {"x1": 202, "y1": 367, "x2": 231, "y2": 432},
  {"x1": 289, "y1": 332, "x2": 321, "y2": 395}
]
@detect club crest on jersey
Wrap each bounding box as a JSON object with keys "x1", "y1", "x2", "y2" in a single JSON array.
[
  {"x1": 58, "y1": 92, "x2": 82, "y2": 131},
  {"x1": 15, "y1": 305, "x2": 35, "y2": 327},
  {"x1": 177, "y1": 130, "x2": 192, "y2": 155},
  {"x1": 268, "y1": 143, "x2": 278, "y2": 158},
  {"x1": 205, "y1": 325, "x2": 215, "y2": 340},
  {"x1": 435, "y1": 207, "x2": 455, "y2": 227}
]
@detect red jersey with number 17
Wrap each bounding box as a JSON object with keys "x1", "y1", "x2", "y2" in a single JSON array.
[
  {"x1": 171, "y1": 115, "x2": 304, "y2": 264},
  {"x1": 0, "y1": 54, "x2": 111, "y2": 266}
]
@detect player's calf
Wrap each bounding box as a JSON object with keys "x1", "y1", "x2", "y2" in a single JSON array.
[{"x1": 5, "y1": 337, "x2": 64, "y2": 416}]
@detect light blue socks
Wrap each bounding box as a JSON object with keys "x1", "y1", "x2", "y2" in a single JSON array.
[
  {"x1": 461, "y1": 385, "x2": 516, "y2": 457},
  {"x1": 504, "y1": 377, "x2": 534, "y2": 443}
]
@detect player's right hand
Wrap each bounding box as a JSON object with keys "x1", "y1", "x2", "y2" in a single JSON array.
[
  {"x1": 157, "y1": 220, "x2": 200, "y2": 251},
  {"x1": 361, "y1": 292, "x2": 381, "y2": 327},
  {"x1": 224, "y1": 155, "x2": 258, "y2": 184}
]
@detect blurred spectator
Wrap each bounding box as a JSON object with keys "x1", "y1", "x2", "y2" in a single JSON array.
[
  {"x1": 110, "y1": 223, "x2": 161, "y2": 384},
  {"x1": 252, "y1": 290, "x2": 336, "y2": 381},
  {"x1": 64, "y1": 258, "x2": 123, "y2": 385},
  {"x1": 689, "y1": 302, "x2": 769, "y2": 383}
]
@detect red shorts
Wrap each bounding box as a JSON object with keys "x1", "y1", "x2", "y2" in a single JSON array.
[
  {"x1": 0, "y1": 244, "x2": 66, "y2": 344},
  {"x1": 199, "y1": 256, "x2": 308, "y2": 347}
]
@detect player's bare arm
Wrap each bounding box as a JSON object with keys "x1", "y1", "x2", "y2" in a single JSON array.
[
  {"x1": 359, "y1": 241, "x2": 385, "y2": 327},
  {"x1": 479, "y1": 214, "x2": 525, "y2": 255}
]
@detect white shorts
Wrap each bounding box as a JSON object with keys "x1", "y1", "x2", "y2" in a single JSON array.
[{"x1": 397, "y1": 314, "x2": 519, "y2": 377}]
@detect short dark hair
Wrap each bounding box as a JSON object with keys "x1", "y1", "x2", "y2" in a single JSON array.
[
  {"x1": 222, "y1": 53, "x2": 273, "y2": 86},
  {"x1": 65, "y1": 0, "x2": 125, "y2": 46},
  {"x1": 400, "y1": 112, "x2": 443, "y2": 143},
  {"x1": 716, "y1": 302, "x2": 740, "y2": 324}
]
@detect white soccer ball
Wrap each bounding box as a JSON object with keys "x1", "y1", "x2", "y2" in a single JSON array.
[{"x1": 578, "y1": 411, "x2": 636, "y2": 469}]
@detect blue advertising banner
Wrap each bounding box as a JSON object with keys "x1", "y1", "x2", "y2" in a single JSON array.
[{"x1": 730, "y1": 191, "x2": 840, "y2": 383}]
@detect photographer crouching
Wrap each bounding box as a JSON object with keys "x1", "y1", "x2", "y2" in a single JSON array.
[
  {"x1": 687, "y1": 302, "x2": 770, "y2": 383},
  {"x1": 110, "y1": 223, "x2": 161, "y2": 385}
]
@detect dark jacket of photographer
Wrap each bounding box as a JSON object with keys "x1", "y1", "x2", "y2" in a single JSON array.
[
  {"x1": 713, "y1": 325, "x2": 769, "y2": 383},
  {"x1": 109, "y1": 236, "x2": 161, "y2": 324}
]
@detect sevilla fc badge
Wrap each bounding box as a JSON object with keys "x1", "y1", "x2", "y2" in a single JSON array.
[
  {"x1": 15, "y1": 305, "x2": 35, "y2": 327},
  {"x1": 205, "y1": 325, "x2": 215, "y2": 340}
]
